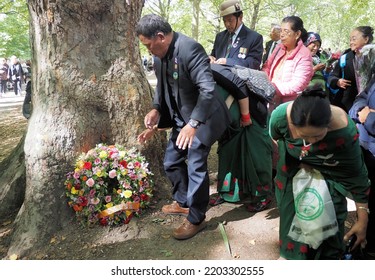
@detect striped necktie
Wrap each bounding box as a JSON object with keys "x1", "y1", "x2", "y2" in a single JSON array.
[{"x1": 225, "y1": 33, "x2": 234, "y2": 58}]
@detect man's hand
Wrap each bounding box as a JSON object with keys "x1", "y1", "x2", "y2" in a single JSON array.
[
  {"x1": 214, "y1": 58, "x2": 227, "y2": 65},
  {"x1": 144, "y1": 109, "x2": 160, "y2": 130},
  {"x1": 208, "y1": 55, "x2": 216, "y2": 63},
  {"x1": 137, "y1": 128, "x2": 156, "y2": 144},
  {"x1": 176, "y1": 124, "x2": 197, "y2": 150}
]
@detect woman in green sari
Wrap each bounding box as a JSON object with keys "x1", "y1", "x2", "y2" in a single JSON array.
[{"x1": 269, "y1": 86, "x2": 370, "y2": 259}]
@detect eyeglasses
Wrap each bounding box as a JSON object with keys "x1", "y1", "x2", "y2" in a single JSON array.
[{"x1": 280, "y1": 28, "x2": 293, "y2": 36}]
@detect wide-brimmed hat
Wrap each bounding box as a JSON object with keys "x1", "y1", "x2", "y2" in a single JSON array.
[{"x1": 219, "y1": 0, "x2": 245, "y2": 17}]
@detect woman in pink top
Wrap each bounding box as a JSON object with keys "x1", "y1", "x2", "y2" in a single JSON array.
[{"x1": 262, "y1": 16, "x2": 313, "y2": 111}]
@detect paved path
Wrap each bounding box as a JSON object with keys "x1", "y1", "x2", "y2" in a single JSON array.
[{"x1": 0, "y1": 91, "x2": 25, "y2": 109}]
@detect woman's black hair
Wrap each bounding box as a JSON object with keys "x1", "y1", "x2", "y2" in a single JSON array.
[
  {"x1": 355, "y1": 26, "x2": 374, "y2": 44},
  {"x1": 135, "y1": 14, "x2": 172, "y2": 38},
  {"x1": 290, "y1": 85, "x2": 331, "y2": 128},
  {"x1": 282, "y1": 15, "x2": 308, "y2": 43}
]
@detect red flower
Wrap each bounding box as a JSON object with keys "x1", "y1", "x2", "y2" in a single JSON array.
[
  {"x1": 286, "y1": 242, "x2": 295, "y2": 251},
  {"x1": 275, "y1": 180, "x2": 284, "y2": 190},
  {"x1": 300, "y1": 245, "x2": 309, "y2": 254},
  {"x1": 140, "y1": 194, "x2": 149, "y2": 201},
  {"x1": 134, "y1": 162, "x2": 141, "y2": 168},
  {"x1": 74, "y1": 183, "x2": 81, "y2": 190},
  {"x1": 119, "y1": 160, "x2": 128, "y2": 168},
  {"x1": 336, "y1": 138, "x2": 345, "y2": 147},
  {"x1": 318, "y1": 142, "x2": 328, "y2": 150},
  {"x1": 78, "y1": 196, "x2": 88, "y2": 207},
  {"x1": 99, "y1": 218, "x2": 108, "y2": 226},
  {"x1": 83, "y1": 161, "x2": 92, "y2": 170},
  {"x1": 264, "y1": 185, "x2": 270, "y2": 191},
  {"x1": 281, "y1": 165, "x2": 288, "y2": 172}
]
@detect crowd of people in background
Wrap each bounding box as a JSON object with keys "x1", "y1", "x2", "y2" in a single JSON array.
[
  {"x1": 0, "y1": 55, "x2": 31, "y2": 98},
  {"x1": 136, "y1": 0, "x2": 375, "y2": 261}
]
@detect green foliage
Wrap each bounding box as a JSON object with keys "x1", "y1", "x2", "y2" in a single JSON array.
[{"x1": 0, "y1": 0, "x2": 30, "y2": 59}]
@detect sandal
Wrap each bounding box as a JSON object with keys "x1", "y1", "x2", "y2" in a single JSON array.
[
  {"x1": 209, "y1": 195, "x2": 225, "y2": 206},
  {"x1": 247, "y1": 198, "x2": 271, "y2": 212}
]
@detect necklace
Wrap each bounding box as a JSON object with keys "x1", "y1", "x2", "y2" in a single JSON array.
[{"x1": 299, "y1": 139, "x2": 312, "y2": 160}]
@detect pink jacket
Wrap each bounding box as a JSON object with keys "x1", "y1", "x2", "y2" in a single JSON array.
[{"x1": 262, "y1": 40, "x2": 313, "y2": 104}]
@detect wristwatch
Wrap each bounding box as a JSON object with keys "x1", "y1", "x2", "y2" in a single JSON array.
[{"x1": 188, "y1": 119, "x2": 200, "y2": 129}]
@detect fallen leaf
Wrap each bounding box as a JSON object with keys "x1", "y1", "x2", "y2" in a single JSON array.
[
  {"x1": 50, "y1": 237, "x2": 57, "y2": 244},
  {"x1": 9, "y1": 254, "x2": 18, "y2": 260},
  {"x1": 2, "y1": 220, "x2": 12, "y2": 226}
]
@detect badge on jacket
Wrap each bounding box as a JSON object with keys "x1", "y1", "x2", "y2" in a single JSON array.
[{"x1": 238, "y1": 47, "x2": 247, "y2": 59}]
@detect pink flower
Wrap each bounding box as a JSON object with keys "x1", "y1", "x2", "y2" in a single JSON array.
[
  {"x1": 109, "y1": 169, "x2": 117, "y2": 179},
  {"x1": 86, "y1": 178, "x2": 95, "y2": 187},
  {"x1": 105, "y1": 195, "x2": 112, "y2": 203}
]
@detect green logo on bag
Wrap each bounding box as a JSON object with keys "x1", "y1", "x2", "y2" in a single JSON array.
[{"x1": 295, "y1": 187, "x2": 324, "y2": 220}]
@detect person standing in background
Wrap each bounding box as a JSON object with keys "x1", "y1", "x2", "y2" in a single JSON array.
[
  {"x1": 7, "y1": 55, "x2": 25, "y2": 96},
  {"x1": 209, "y1": 0, "x2": 263, "y2": 69},
  {"x1": 0, "y1": 58, "x2": 9, "y2": 97},
  {"x1": 263, "y1": 24, "x2": 281, "y2": 64}
]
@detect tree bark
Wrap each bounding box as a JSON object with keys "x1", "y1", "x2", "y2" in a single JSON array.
[{"x1": 6, "y1": 0, "x2": 166, "y2": 257}]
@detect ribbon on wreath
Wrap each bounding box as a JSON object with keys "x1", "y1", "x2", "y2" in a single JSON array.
[{"x1": 98, "y1": 201, "x2": 140, "y2": 218}]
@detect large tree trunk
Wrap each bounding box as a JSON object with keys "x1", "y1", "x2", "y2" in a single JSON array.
[{"x1": 6, "y1": 0, "x2": 166, "y2": 257}]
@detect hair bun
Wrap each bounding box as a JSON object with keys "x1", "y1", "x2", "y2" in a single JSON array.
[{"x1": 301, "y1": 85, "x2": 327, "y2": 98}]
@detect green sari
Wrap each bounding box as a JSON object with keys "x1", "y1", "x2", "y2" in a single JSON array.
[
  {"x1": 269, "y1": 102, "x2": 370, "y2": 259},
  {"x1": 216, "y1": 86, "x2": 273, "y2": 203}
]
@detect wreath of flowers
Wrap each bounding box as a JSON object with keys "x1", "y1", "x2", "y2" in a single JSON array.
[{"x1": 64, "y1": 143, "x2": 154, "y2": 226}]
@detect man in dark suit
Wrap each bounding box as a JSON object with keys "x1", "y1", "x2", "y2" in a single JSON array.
[
  {"x1": 136, "y1": 14, "x2": 231, "y2": 240},
  {"x1": 262, "y1": 24, "x2": 281, "y2": 64},
  {"x1": 209, "y1": 0, "x2": 263, "y2": 70}
]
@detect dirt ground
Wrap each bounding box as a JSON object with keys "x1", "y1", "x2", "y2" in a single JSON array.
[
  {"x1": 0, "y1": 92, "x2": 282, "y2": 260},
  {"x1": 0, "y1": 90, "x2": 356, "y2": 261}
]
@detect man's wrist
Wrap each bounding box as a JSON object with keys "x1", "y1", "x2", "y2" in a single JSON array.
[{"x1": 188, "y1": 119, "x2": 200, "y2": 129}]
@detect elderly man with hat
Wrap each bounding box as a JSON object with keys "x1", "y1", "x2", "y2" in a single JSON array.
[{"x1": 209, "y1": 0, "x2": 263, "y2": 70}]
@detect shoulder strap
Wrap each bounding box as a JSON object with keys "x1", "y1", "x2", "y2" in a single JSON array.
[{"x1": 339, "y1": 53, "x2": 347, "y2": 78}]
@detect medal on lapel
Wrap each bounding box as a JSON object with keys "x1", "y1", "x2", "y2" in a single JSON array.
[
  {"x1": 173, "y1": 57, "x2": 178, "y2": 80},
  {"x1": 238, "y1": 47, "x2": 247, "y2": 59},
  {"x1": 233, "y1": 37, "x2": 239, "y2": 48}
]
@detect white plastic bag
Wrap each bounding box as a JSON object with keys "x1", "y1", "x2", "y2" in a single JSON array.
[{"x1": 288, "y1": 168, "x2": 338, "y2": 249}]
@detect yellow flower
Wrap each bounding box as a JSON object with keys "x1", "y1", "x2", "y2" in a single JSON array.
[
  {"x1": 124, "y1": 190, "x2": 133, "y2": 198},
  {"x1": 99, "y1": 151, "x2": 108, "y2": 159},
  {"x1": 119, "y1": 151, "x2": 126, "y2": 158},
  {"x1": 96, "y1": 170, "x2": 104, "y2": 177},
  {"x1": 71, "y1": 187, "x2": 79, "y2": 194},
  {"x1": 121, "y1": 169, "x2": 128, "y2": 176},
  {"x1": 125, "y1": 210, "x2": 132, "y2": 217},
  {"x1": 76, "y1": 160, "x2": 84, "y2": 169},
  {"x1": 106, "y1": 202, "x2": 113, "y2": 209}
]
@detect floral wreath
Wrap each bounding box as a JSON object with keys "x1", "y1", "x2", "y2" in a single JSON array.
[{"x1": 65, "y1": 143, "x2": 154, "y2": 226}]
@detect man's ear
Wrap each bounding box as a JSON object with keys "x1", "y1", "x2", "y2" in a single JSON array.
[{"x1": 156, "y1": 32, "x2": 165, "y2": 41}]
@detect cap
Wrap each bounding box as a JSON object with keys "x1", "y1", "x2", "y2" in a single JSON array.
[
  {"x1": 305, "y1": 32, "x2": 322, "y2": 47},
  {"x1": 219, "y1": 0, "x2": 244, "y2": 17}
]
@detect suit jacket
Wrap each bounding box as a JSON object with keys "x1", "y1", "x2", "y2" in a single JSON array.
[
  {"x1": 210, "y1": 24, "x2": 263, "y2": 70},
  {"x1": 153, "y1": 32, "x2": 231, "y2": 147},
  {"x1": 263, "y1": 40, "x2": 278, "y2": 64}
]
